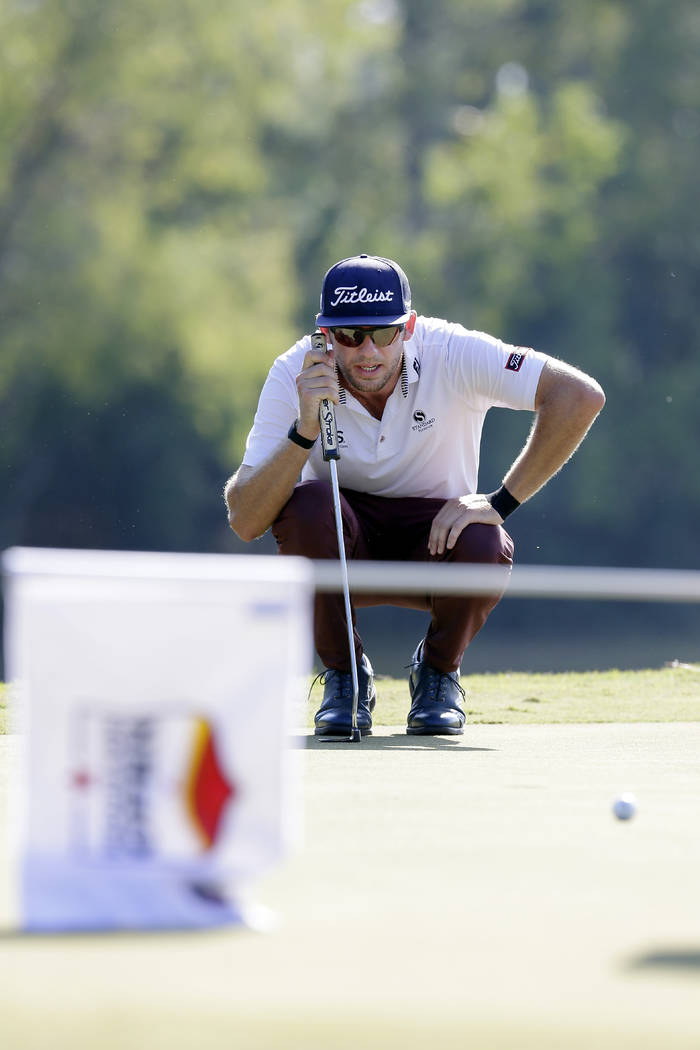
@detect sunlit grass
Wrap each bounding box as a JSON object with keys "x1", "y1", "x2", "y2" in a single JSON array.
[
  {"x1": 304, "y1": 664, "x2": 700, "y2": 727},
  {"x1": 4, "y1": 666, "x2": 700, "y2": 736}
]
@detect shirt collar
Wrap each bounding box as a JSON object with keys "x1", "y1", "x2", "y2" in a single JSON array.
[{"x1": 405, "y1": 352, "x2": 421, "y2": 389}]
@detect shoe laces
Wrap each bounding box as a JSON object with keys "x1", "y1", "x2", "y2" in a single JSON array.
[
  {"x1": 434, "y1": 672, "x2": 465, "y2": 705},
  {"x1": 308, "y1": 667, "x2": 353, "y2": 704},
  {"x1": 406, "y1": 657, "x2": 466, "y2": 705}
]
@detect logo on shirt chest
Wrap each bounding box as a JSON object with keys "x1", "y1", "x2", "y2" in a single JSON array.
[{"x1": 411, "y1": 409, "x2": 436, "y2": 433}]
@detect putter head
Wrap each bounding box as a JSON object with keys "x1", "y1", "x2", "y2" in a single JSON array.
[{"x1": 316, "y1": 726, "x2": 363, "y2": 744}]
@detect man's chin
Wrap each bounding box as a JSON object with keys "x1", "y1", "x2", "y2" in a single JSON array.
[
  {"x1": 349, "y1": 377, "x2": 385, "y2": 393},
  {"x1": 339, "y1": 355, "x2": 403, "y2": 396},
  {"x1": 345, "y1": 367, "x2": 392, "y2": 393}
]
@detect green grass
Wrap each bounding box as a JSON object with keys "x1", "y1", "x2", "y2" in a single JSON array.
[
  {"x1": 304, "y1": 663, "x2": 700, "y2": 727},
  {"x1": 3, "y1": 667, "x2": 700, "y2": 736}
]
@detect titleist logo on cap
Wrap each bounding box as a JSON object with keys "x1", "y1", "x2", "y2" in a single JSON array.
[
  {"x1": 316, "y1": 254, "x2": 411, "y2": 326},
  {"x1": 330, "y1": 286, "x2": 395, "y2": 308}
]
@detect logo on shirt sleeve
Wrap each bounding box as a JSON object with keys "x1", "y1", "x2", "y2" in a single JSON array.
[{"x1": 505, "y1": 348, "x2": 530, "y2": 372}]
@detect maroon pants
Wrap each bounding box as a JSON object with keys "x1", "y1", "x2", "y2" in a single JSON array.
[{"x1": 271, "y1": 481, "x2": 514, "y2": 674}]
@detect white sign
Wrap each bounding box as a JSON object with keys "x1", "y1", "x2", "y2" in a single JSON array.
[{"x1": 2, "y1": 548, "x2": 312, "y2": 931}]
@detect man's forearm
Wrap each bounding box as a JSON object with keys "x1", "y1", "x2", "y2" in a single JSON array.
[
  {"x1": 225, "y1": 440, "x2": 314, "y2": 541},
  {"x1": 503, "y1": 360, "x2": 605, "y2": 503}
]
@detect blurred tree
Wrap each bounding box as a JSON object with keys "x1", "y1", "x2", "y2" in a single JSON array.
[{"x1": 2, "y1": 0, "x2": 700, "y2": 680}]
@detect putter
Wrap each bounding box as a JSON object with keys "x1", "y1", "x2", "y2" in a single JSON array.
[{"x1": 312, "y1": 329, "x2": 362, "y2": 743}]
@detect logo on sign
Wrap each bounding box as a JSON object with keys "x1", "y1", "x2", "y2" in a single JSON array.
[
  {"x1": 69, "y1": 711, "x2": 236, "y2": 859},
  {"x1": 184, "y1": 718, "x2": 236, "y2": 850}
]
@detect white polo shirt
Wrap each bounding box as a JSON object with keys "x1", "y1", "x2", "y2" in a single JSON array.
[{"x1": 241, "y1": 315, "x2": 547, "y2": 499}]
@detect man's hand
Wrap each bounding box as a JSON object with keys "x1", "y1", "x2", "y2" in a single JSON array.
[
  {"x1": 428, "y1": 494, "x2": 503, "y2": 556},
  {"x1": 295, "y1": 345, "x2": 340, "y2": 440}
]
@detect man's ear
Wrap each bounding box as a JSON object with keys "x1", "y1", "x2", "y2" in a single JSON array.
[{"x1": 403, "y1": 311, "x2": 417, "y2": 340}]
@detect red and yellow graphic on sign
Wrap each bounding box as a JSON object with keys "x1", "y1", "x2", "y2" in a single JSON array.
[{"x1": 184, "y1": 720, "x2": 235, "y2": 850}]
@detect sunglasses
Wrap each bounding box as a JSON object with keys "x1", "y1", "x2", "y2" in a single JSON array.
[{"x1": 330, "y1": 325, "x2": 404, "y2": 348}]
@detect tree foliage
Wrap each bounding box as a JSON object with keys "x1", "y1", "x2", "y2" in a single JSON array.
[{"x1": 1, "y1": 0, "x2": 699, "y2": 586}]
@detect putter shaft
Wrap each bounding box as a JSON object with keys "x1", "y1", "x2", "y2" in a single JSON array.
[
  {"x1": 313, "y1": 328, "x2": 361, "y2": 743},
  {"x1": 328, "y1": 457, "x2": 360, "y2": 737}
]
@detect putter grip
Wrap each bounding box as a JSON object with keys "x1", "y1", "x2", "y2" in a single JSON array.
[{"x1": 311, "y1": 330, "x2": 340, "y2": 462}]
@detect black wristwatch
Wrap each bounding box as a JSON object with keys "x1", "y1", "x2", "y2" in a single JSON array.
[{"x1": 287, "y1": 420, "x2": 317, "y2": 450}]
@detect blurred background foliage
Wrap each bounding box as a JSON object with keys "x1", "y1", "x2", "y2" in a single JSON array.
[{"x1": 2, "y1": 0, "x2": 700, "y2": 671}]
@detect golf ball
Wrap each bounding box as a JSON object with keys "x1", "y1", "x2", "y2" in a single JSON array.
[{"x1": 612, "y1": 793, "x2": 637, "y2": 821}]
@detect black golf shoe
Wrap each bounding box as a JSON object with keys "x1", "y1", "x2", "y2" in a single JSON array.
[
  {"x1": 407, "y1": 640, "x2": 466, "y2": 736},
  {"x1": 314, "y1": 653, "x2": 376, "y2": 737}
]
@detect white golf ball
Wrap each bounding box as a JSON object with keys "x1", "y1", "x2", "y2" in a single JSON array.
[{"x1": 612, "y1": 793, "x2": 637, "y2": 821}]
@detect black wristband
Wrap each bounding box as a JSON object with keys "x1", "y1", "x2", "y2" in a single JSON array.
[
  {"x1": 487, "y1": 484, "x2": 520, "y2": 520},
  {"x1": 287, "y1": 420, "x2": 317, "y2": 450}
]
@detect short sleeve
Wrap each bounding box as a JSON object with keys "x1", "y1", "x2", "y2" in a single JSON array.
[
  {"x1": 240, "y1": 343, "x2": 306, "y2": 469},
  {"x1": 444, "y1": 324, "x2": 547, "y2": 412}
]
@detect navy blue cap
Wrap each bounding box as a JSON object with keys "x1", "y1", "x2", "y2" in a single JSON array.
[{"x1": 316, "y1": 254, "x2": 412, "y2": 326}]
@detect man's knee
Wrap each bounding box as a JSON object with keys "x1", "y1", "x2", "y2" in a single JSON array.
[
  {"x1": 272, "y1": 481, "x2": 336, "y2": 555},
  {"x1": 451, "y1": 522, "x2": 514, "y2": 566},
  {"x1": 277, "y1": 480, "x2": 334, "y2": 523}
]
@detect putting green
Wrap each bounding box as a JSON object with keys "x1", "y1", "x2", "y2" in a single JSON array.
[{"x1": 2, "y1": 724, "x2": 700, "y2": 1049}]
